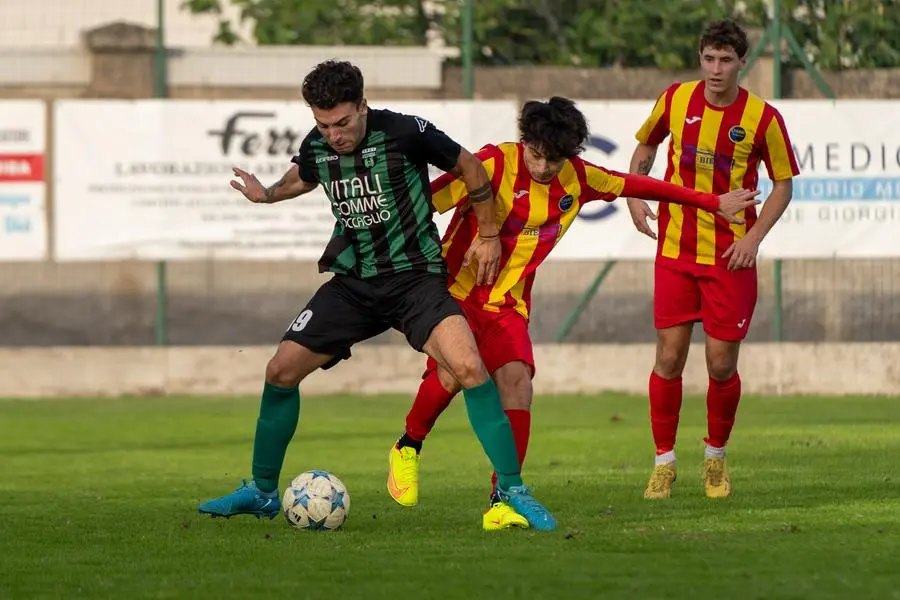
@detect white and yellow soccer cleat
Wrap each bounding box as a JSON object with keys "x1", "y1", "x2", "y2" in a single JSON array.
[
  {"x1": 482, "y1": 501, "x2": 529, "y2": 531},
  {"x1": 387, "y1": 444, "x2": 420, "y2": 507},
  {"x1": 644, "y1": 462, "x2": 677, "y2": 499},
  {"x1": 703, "y1": 457, "x2": 732, "y2": 498}
]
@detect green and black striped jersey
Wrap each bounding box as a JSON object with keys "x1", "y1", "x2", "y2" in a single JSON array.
[{"x1": 292, "y1": 109, "x2": 462, "y2": 279}]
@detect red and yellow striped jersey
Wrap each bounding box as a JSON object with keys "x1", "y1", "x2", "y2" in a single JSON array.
[
  {"x1": 636, "y1": 80, "x2": 800, "y2": 266},
  {"x1": 433, "y1": 142, "x2": 720, "y2": 319},
  {"x1": 432, "y1": 143, "x2": 624, "y2": 318}
]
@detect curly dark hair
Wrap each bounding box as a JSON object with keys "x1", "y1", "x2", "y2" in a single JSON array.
[
  {"x1": 518, "y1": 96, "x2": 588, "y2": 161},
  {"x1": 301, "y1": 60, "x2": 364, "y2": 109},
  {"x1": 699, "y1": 19, "x2": 750, "y2": 58}
]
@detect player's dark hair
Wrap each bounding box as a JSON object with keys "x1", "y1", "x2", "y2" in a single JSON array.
[
  {"x1": 699, "y1": 19, "x2": 749, "y2": 58},
  {"x1": 518, "y1": 96, "x2": 588, "y2": 161},
  {"x1": 301, "y1": 60, "x2": 365, "y2": 109}
]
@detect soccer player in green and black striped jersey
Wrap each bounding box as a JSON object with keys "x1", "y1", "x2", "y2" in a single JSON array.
[{"x1": 199, "y1": 60, "x2": 556, "y2": 531}]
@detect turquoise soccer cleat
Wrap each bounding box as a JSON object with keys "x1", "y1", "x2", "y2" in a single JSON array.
[
  {"x1": 496, "y1": 485, "x2": 557, "y2": 532},
  {"x1": 198, "y1": 480, "x2": 280, "y2": 519}
]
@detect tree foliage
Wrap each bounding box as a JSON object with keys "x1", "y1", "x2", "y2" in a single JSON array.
[
  {"x1": 440, "y1": 0, "x2": 767, "y2": 68},
  {"x1": 182, "y1": 0, "x2": 430, "y2": 46},
  {"x1": 182, "y1": 0, "x2": 900, "y2": 69},
  {"x1": 782, "y1": 0, "x2": 900, "y2": 69}
]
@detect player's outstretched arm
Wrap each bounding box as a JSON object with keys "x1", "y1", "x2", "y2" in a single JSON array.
[
  {"x1": 230, "y1": 164, "x2": 317, "y2": 204},
  {"x1": 456, "y1": 148, "x2": 500, "y2": 286},
  {"x1": 626, "y1": 143, "x2": 660, "y2": 239},
  {"x1": 621, "y1": 174, "x2": 760, "y2": 223}
]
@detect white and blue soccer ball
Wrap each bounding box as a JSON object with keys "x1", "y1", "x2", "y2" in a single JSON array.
[{"x1": 282, "y1": 470, "x2": 350, "y2": 530}]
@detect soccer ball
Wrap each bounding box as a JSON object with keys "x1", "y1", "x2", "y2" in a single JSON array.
[{"x1": 281, "y1": 470, "x2": 350, "y2": 530}]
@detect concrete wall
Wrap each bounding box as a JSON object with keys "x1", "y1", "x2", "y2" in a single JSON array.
[
  {"x1": 0, "y1": 0, "x2": 248, "y2": 49},
  {"x1": 1, "y1": 21, "x2": 899, "y2": 101},
  {"x1": 2, "y1": 344, "x2": 898, "y2": 398}
]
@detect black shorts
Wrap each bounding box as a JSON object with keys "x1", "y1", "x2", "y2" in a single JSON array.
[{"x1": 281, "y1": 270, "x2": 463, "y2": 369}]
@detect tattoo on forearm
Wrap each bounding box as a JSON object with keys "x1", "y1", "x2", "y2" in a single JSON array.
[
  {"x1": 469, "y1": 182, "x2": 493, "y2": 203},
  {"x1": 265, "y1": 173, "x2": 289, "y2": 202},
  {"x1": 637, "y1": 153, "x2": 656, "y2": 175}
]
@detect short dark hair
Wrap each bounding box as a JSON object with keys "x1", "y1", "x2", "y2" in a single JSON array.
[
  {"x1": 699, "y1": 19, "x2": 750, "y2": 58},
  {"x1": 518, "y1": 96, "x2": 588, "y2": 161},
  {"x1": 301, "y1": 60, "x2": 364, "y2": 109}
]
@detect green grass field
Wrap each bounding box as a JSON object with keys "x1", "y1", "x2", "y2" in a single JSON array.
[{"x1": 1, "y1": 392, "x2": 897, "y2": 599}]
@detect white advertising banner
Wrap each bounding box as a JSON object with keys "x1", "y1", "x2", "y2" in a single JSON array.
[
  {"x1": 53, "y1": 100, "x2": 518, "y2": 260},
  {"x1": 0, "y1": 101, "x2": 47, "y2": 260},
  {"x1": 554, "y1": 99, "x2": 900, "y2": 260},
  {"x1": 756, "y1": 101, "x2": 900, "y2": 258}
]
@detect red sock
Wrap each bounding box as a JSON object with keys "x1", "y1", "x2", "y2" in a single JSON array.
[
  {"x1": 404, "y1": 370, "x2": 456, "y2": 442},
  {"x1": 649, "y1": 372, "x2": 683, "y2": 455},
  {"x1": 705, "y1": 372, "x2": 741, "y2": 448},
  {"x1": 491, "y1": 409, "x2": 531, "y2": 490}
]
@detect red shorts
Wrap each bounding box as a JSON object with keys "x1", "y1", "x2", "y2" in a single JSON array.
[
  {"x1": 423, "y1": 299, "x2": 535, "y2": 379},
  {"x1": 654, "y1": 257, "x2": 758, "y2": 342}
]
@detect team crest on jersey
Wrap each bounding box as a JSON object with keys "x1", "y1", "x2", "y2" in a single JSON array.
[
  {"x1": 558, "y1": 194, "x2": 575, "y2": 211},
  {"x1": 728, "y1": 126, "x2": 747, "y2": 143},
  {"x1": 364, "y1": 156, "x2": 376, "y2": 168}
]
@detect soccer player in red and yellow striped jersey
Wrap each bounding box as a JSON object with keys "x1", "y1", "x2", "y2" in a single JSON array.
[
  {"x1": 385, "y1": 97, "x2": 759, "y2": 528},
  {"x1": 626, "y1": 19, "x2": 800, "y2": 500}
]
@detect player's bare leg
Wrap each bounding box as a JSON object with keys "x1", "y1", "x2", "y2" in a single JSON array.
[
  {"x1": 702, "y1": 336, "x2": 742, "y2": 498},
  {"x1": 424, "y1": 315, "x2": 491, "y2": 388},
  {"x1": 424, "y1": 315, "x2": 556, "y2": 530},
  {"x1": 265, "y1": 340, "x2": 334, "y2": 386},
  {"x1": 644, "y1": 323, "x2": 692, "y2": 499},
  {"x1": 199, "y1": 341, "x2": 333, "y2": 518},
  {"x1": 482, "y1": 361, "x2": 532, "y2": 531}
]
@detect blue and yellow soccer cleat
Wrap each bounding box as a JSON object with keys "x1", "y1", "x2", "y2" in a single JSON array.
[
  {"x1": 703, "y1": 458, "x2": 732, "y2": 498},
  {"x1": 482, "y1": 501, "x2": 529, "y2": 531},
  {"x1": 387, "y1": 445, "x2": 420, "y2": 507},
  {"x1": 198, "y1": 480, "x2": 280, "y2": 519},
  {"x1": 496, "y1": 485, "x2": 557, "y2": 531}
]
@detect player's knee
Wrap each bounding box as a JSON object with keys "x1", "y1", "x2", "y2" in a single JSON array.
[
  {"x1": 449, "y1": 353, "x2": 489, "y2": 389},
  {"x1": 655, "y1": 347, "x2": 687, "y2": 379},
  {"x1": 265, "y1": 355, "x2": 303, "y2": 388},
  {"x1": 500, "y1": 381, "x2": 532, "y2": 410},
  {"x1": 706, "y1": 358, "x2": 737, "y2": 381},
  {"x1": 706, "y1": 340, "x2": 740, "y2": 381},
  {"x1": 496, "y1": 363, "x2": 533, "y2": 410}
]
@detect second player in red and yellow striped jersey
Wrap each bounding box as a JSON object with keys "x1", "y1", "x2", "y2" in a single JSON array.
[
  {"x1": 431, "y1": 141, "x2": 753, "y2": 320},
  {"x1": 635, "y1": 79, "x2": 800, "y2": 267},
  {"x1": 628, "y1": 20, "x2": 800, "y2": 502}
]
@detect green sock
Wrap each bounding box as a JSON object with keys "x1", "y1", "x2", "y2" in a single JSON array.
[
  {"x1": 251, "y1": 382, "x2": 301, "y2": 494},
  {"x1": 462, "y1": 378, "x2": 524, "y2": 490}
]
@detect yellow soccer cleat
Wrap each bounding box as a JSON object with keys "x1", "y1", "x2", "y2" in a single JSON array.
[
  {"x1": 703, "y1": 457, "x2": 732, "y2": 498},
  {"x1": 387, "y1": 445, "x2": 420, "y2": 507},
  {"x1": 482, "y1": 501, "x2": 529, "y2": 531},
  {"x1": 644, "y1": 462, "x2": 677, "y2": 499}
]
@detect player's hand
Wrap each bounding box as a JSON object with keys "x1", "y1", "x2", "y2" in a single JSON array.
[
  {"x1": 463, "y1": 235, "x2": 501, "y2": 286},
  {"x1": 722, "y1": 234, "x2": 760, "y2": 271},
  {"x1": 715, "y1": 188, "x2": 762, "y2": 224},
  {"x1": 627, "y1": 198, "x2": 658, "y2": 240},
  {"x1": 230, "y1": 167, "x2": 268, "y2": 203}
]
